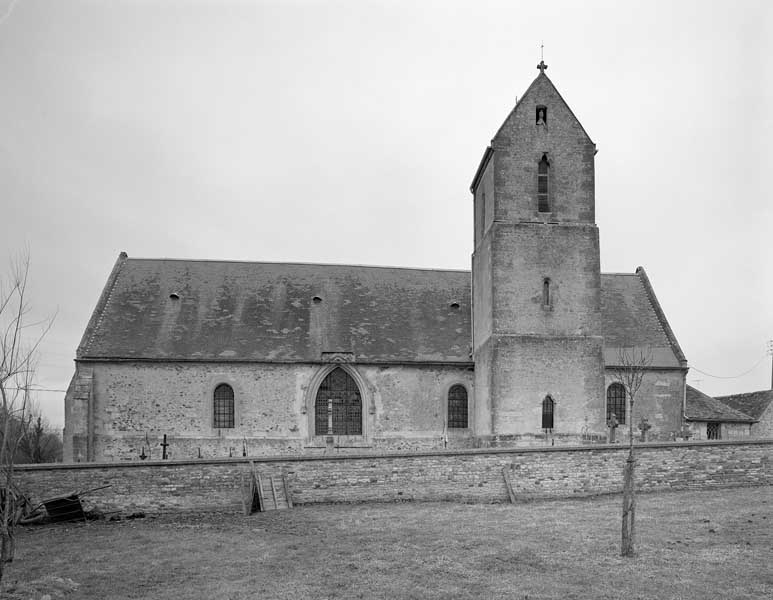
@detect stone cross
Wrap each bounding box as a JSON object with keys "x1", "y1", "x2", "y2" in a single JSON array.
[
  {"x1": 537, "y1": 59, "x2": 548, "y2": 74},
  {"x1": 638, "y1": 417, "x2": 652, "y2": 442},
  {"x1": 607, "y1": 413, "x2": 619, "y2": 443},
  {"x1": 160, "y1": 434, "x2": 169, "y2": 460}
]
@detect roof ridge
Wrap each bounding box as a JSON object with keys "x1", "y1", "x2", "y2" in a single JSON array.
[
  {"x1": 715, "y1": 389, "x2": 773, "y2": 399},
  {"x1": 124, "y1": 257, "x2": 472, "y2": 274}
]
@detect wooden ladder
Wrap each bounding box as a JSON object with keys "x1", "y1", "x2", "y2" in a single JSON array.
[
  {"x1": 242, "y1": 461, "x2": 293, "y2": 514},
  {"x1": 502, "y1": 466, "x2": 516, "y2": 504}
]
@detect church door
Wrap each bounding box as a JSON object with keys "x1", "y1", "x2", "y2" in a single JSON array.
[{"x1": 314, "y1": 368, "x2": 362, "y2": 435}]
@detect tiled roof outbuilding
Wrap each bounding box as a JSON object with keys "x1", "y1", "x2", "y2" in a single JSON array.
[{"x1": 685, "y1": 386, "x2": 756, "y2": 422}]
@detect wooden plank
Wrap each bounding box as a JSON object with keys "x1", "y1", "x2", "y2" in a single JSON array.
[
  {"x1": 240, "y1": 470, "x2": 248, "y2": 515},
  {"x1": 502, "y1": 467, "x2": 516, "y2": 504},
  {"x1": 251, "y1": 461, "x2": 265, "y2": 512},
  {"x1": 270, "y1": 476, "x2": 279, "y2": 510},
  {"x1": 282, "y1": 475, "x2": 293, "y2": 509}
]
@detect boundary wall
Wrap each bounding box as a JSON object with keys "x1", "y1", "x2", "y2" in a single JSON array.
[{"x1": 16, "y1": 440, "x2": 772, "y2": 515}]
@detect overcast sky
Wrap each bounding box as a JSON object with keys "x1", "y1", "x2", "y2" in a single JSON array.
[{"x1": 1, "y1": 0, "x2": 771, "y2": 429}]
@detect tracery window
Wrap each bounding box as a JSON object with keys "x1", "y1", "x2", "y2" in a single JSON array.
[
  {"x1": 538, "y1": 154, "x2": 550, "y2": 212},
  {"x1": 606, "y1": 383, "x2": 626, "y2": 425},
  {"x1": 542, "y1": 396, "x2": 554, "y2": 430},
  {"x1": 314, "y1": 368, "x2": 362, "y2": 435},
  {"x1": 213, "y1": 383, "x2": 235, "y2": 428},
  {"x1": 448, "y1": 384, "x2": 468, "y2": 429}
]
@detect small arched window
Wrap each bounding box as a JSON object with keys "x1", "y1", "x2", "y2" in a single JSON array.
[
  {"x1": 542, "y1": 396, "x2": 554, "y2": 430},
  {"x1": 538, "y1": 154, "x2": 550, "y2": 212},
  {"x1": 213, "y1": 384, "x2": 235, "y2": 428},
  {"x1": 543, "y1": 278, "x2": 551, "y2": 307},
  {"x1": 315, "y1": 368, "x2": 362, "y2": 436},
  {"x1": 448, "y1": 385, "x2": 468, "y2": 429},
  {"x1": 606, "y1": 383, "x2": 626, "y2": 425}
]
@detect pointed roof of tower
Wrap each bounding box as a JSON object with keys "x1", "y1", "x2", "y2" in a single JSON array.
[
  {"x1": 492, "y1": 67, "x2": 595, "y2": 145},
  {"x1": 471, "y1": 63, "x2": 595, "y2": 192}
]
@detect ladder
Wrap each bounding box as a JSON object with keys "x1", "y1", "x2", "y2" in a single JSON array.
[{"x1": 242, "y1": 461, "x2": 293, "y2": 514}]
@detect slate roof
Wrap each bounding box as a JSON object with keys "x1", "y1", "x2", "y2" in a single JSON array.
[
  {"x1": 685, "y1": 386, "x2": 756, "y2": 422},
  {"x1": 714, "y1": 390, "x2": 773, "y2": 420},
  {"x1": 77, "y1": 254, "x2": 687, "y2": 366},
  {"x1": 600, "y1": 268, "x2": 686, "y2": 368},
  {"x1": 77, "y1": 255, "x2": 473, "y2": 363}
]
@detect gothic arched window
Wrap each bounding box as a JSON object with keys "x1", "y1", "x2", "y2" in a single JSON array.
[
  {"x1": 213, "y1": 384, "x2": 235, "y2": 428},
  {"x1": 315, "y1": 368, "x2": 362, "y2": 435},
  {"x1": 542, "y1": 396, "x2": 554, "y2": 430},
  {"x1": 448, "y1": 385, "x2": 468, "y2": 429},
  {"x1": 606, "y1": 383, "x2": 626, "y2": 425},
  {"x1": 538, "y1": 154, "x2": 550, "y2": 212}
]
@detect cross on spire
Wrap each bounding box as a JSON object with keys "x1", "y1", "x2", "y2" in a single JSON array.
[{"x1": 537, "y1": 42, "x2": 547, "y2": 73}]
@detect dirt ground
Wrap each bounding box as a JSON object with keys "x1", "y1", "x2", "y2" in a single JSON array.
[{"x1": 2, "y1": 486, "x2": 771, "y2": 599}]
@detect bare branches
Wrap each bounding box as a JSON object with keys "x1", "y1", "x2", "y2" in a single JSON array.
[
  {"x1": 0, "y1": 250, "x2": 55, "y2": 574},
  {"x1": 611, "y1": 347, "x2": 652, "y2": 415}
]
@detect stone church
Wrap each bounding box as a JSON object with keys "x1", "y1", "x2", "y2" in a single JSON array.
[{"x1": 63, "y1": 63, "x2": 688, "y2": 463}]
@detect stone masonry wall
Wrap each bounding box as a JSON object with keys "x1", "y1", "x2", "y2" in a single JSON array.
[
  {"x1": 65, "y1": 361, "x2": 474, "y2": 462},
  {"x1": 18, "y1": 440, "x2": 771, "y2": 515},
  {"x1": 603, "y1": 369, "x2": 685, "y2": 442}
]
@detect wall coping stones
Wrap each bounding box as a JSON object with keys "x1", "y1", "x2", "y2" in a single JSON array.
[{"x1": 18, "y1": 438, "x2": 773, "y2": 472}]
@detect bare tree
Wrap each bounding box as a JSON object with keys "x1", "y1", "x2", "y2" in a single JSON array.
[
  {"x1": 18, "y1": 406, "x2": 63, "y2": 464},
  {"x1": 0, "y1": 251, "x2": 54, "y2": 582},
  {"x1": 611, "y1": 346, "x2": 652, "y2": 557}
]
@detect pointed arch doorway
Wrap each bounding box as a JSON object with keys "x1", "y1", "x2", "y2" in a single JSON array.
[{"x1": 314, "y1": 367, "x2": 363, "y2": 436}]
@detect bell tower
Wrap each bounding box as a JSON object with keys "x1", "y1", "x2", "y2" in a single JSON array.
[{"x1": 470, "y1": 62, "x2": 605, "y2": 443}]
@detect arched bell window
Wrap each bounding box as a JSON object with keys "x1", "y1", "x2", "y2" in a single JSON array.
[
  {"x1": 538, "y1": 154, "x2": 550, "y2": 212},
  {"x1": 314, "y1": 368, "x2": 362, "y2": 435}
]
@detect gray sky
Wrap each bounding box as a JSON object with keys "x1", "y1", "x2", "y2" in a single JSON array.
[{"x1": 1, "y1": 0, "x2": 771, "y2": 429}]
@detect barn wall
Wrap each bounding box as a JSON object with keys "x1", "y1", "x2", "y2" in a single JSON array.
[{"x1": 22, "y1": 440, "x2": 771, "y2": 515}]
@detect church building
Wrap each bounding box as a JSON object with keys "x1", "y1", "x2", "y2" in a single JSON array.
[{"x1": 63, "y1": 63, "x2": 688, "y2": 462}]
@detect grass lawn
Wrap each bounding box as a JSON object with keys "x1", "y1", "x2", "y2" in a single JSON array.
[{"x1": 3, "y1": 486, "x2": 771, "y2": 599}]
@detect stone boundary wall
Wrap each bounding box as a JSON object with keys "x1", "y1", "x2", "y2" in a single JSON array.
[{"x1": 15, "y1": 440, "x2": 772, "y2": 515}]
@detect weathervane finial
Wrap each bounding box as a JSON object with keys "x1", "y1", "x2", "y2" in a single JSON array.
[{"x1": 537, "y1": 43, "x2": 547, "y2": 73}]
